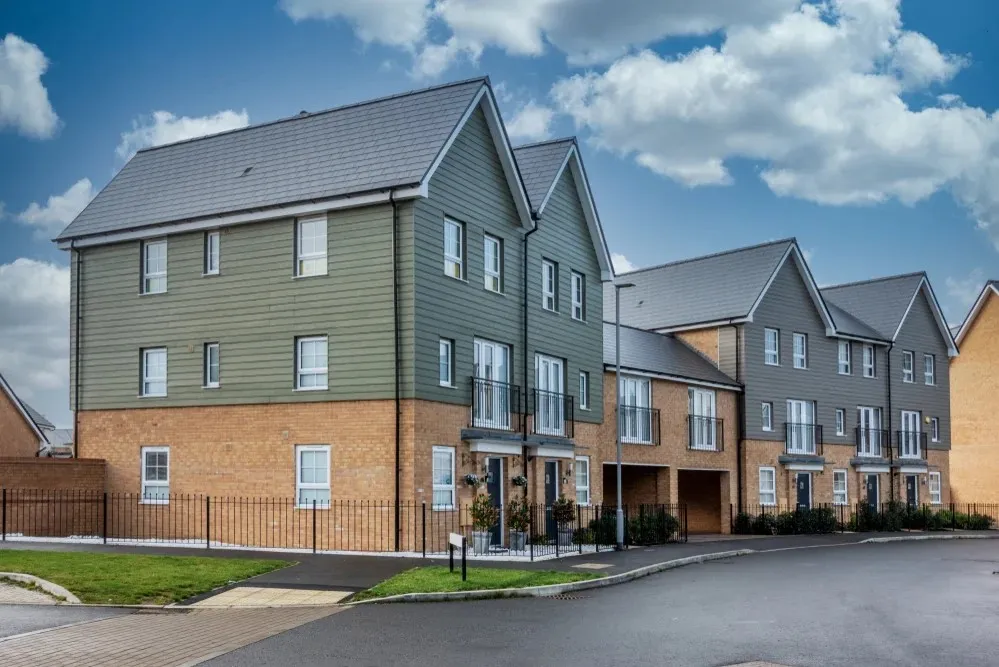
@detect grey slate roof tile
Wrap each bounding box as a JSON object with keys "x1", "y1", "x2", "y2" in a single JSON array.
[
  {"x1": 603, "y1": 323, "x2": 739, "y2": 387},
  {"x1": 21, "y1": 401, "x2": 55, "y2": 430},
  {"x1": 825, "y1": 301, "x2": 886, "y2": 341},
  {"x1": 603, "y1": 239, "x2": 794, "y2": 330},
  {"x1": 513, "y1": 138, "x2": 575, "y2": 210},
  {"x1": 821, "y1": 273, "x2": 925, "y2": 339},
  {"x1": 57, "y1": 78, "x2": 488, "y2": 241}
]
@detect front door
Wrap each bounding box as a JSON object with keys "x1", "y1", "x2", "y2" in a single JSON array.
[
  {"x1": 796, "y1": 472, "x2": 812, "y2": 510},
  {"x1": 544, "y1": 461, "x2": 559, "y2": 538},
  {"x1": 858, "y1": 407, "x2": 883, "y2": 456},
  {"x1": 787, "y1": 400, "x2": 815, "y2": 454},
  {"x1": 900, "y1": 410, "x2": 921, "y2": 459},
  {"x1": 536, "y1": 355, "x2": 565, "y2": 436},
  {"x1": 866, "y1": 474, "x2": 880, "y2": 510},
  {"x1": 486, "y1": 458, "x2": 504, "y2": 546},
  {"x1": 905, "y1": 474, "x2": 918, "y2": 506},
  {"x1": 474, "y1": 340, "x2": 511, "y2": 429}
]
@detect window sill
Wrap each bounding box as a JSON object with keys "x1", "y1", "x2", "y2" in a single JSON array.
[
  {"x1": 444, "y1": 274, "x2": 468, "y2": 284},
  {"x1": 439, "y1": 382, "x2": 457, "y2": 389},
  {"x1": 295, "y1": 504, "x2": 330, "y2": 511},
  {"x1": 202, "y1": 385, "x2": 220, "y2": 390},
  {"x1": 140, "y1": 499, "x2": 169, "y2": 505},
  {"x1": 484, "y1": 287, "x2": 504, "y2": 296},
  {"x1": 541, "y1": 307, "x2": 560, "y2": 316},
  {"x1": 202, "y1": 272, "x2": 220, "y2": 278},
  {"x1": 294, "y1": 387, "x2": 329, "y2": 392},
  {"x1": 138, "y1": 291, "x2": 167, "y2": 296},
  {"x1": 293, "y1": 273, "x2": 328, "y2": 280},
  {"x1": 764, "y1": 362, "x2": 779, "y2": 367},
  {"x1": 138, "y1": 394, "x2": 167, "y2": 399},
  {"x1": 432, "y1": 505, "x2": 455, "y2": 512}
]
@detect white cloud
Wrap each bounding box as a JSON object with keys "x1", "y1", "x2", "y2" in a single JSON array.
[
  {"x1": 611, "y1": 252, "x2": 637, "y2": 273},
  {"x1": 0, "y1": 259, "x2": 70, "y2": 428},
  {"x1": 0, "y1": 34, "x2": 59, "y2": 138},
  {"x1": 506, "y1": 101, "x2": 554, "y2": 142},
  {"x1": 17, "y1": 179, "x2": 96, "y2": 238},
  {"x1": 551, "y1": 0, "x2": 999, "y2": 248},
  {"x1": 116, "y1": 109, "x2": 250, "y2": 162},
  {"x1": 945, "y1": 268, "x2": 986, "y2": 322},
  {"x1": 279, "y1": 0, "x2": 429, "y2": 47}
]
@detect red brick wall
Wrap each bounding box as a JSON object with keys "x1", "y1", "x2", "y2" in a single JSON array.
[
  {"x1": 0, "y1": 458, "x2": 106, "y2": 491},
  {"x1": 0, "y1": 390, "x2": 40, "y2": 458}
]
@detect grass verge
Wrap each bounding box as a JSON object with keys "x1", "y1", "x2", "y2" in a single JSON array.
[
  {"x1": 0, "y1": 550, "x2": 289, "y2": 605},
  {"x1": 352, "y1": 566, "x2": 602, "y2": 601}
]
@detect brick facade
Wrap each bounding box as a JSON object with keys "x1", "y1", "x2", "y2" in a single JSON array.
[
  {"x1": 0, "y1": 458, "x2": 106, "y2": 491},
  {"x1": 675, "y1": 329, "x2": 720, "y2": 364},
  {"x1": 0, "y1": 387, "x2": 40, "y2": 458}
]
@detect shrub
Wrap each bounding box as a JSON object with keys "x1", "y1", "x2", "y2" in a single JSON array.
[
  {"x1": 628, "y1": 509, "x2": 680, "y2": 545},
  {"x1": 552, "y1": 496, "x2": 576, "y2": 525},
  {"x1": 470, "y1": 493, "x2": 500, "y2": 531},
  {"x1": 966, "y1": 513, "x2": 995, "y2": 530},
  {"x1": 751, "y1": 512, "x2": 777, "y2": 535},
  {"x1": 732, "y1": 512, "x2": 753, "y2": 535},
  {"x1": 507, "y1": 498, "x2": 530, "y2": 533}
]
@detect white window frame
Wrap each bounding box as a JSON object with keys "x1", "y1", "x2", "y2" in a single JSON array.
[
  {"x1": 575, "y1": 456, "x2": 590, "y2": 506},
  {"x1": 835, "y1": 409, "x2": 845, "y2": 436},
  {"x1": 295, "y1": 216, "x2": 328, "y2": 278},
  {"x1": 578, "y1": 371, "x2": 590, "y2": 411},
  {"x1": 443, "y1": 218, "x2": 464, "y2": 280},
  {"x1": 204, "y1": 231, "x2": 220, "y2": 276},
  {"x1": 570, "y1": 271, "x2": 586, "y2": 321},
  {"x1": 792, "y1": 333, "x2": 808, "y2": 369},
  {"x1": 764, "y1": 328, "x2": 779, "y2": 366},
  {"x1": 619, "y1": 374, "x2": 652, "y2": 444},
  {"x1": 141, "y1": 239, "x2": 167, "y2": 294},
  {"x1": 689, "y1": 387, "x2": 718, "y2": 451},
  {"x1": 902, "y1": 350, "x2": 914, "y2": 383},
  {"x1": 762, "y1": 402, "x2": 773, "y2": 432},
  {"x1": 929, "y1": 472, "x2": 942, "y2": 504},
  {"x1": 432, "y1": 445, "x2": 456, "y2": 510},
  {"x1": 140, "y1": 446, "x2": 170, "y2": 504},
  {"x1": 924, "y1": 354, "x2": 936, "y2": 385},
  {"x1": 759, "y1": 467, "x2": 777, "y2": 506},
  {"x1": 439, "y1": 338, "x2": 454, "y2": 387},
  {"x1": 931, "y1": 417, "x2": 940, "y2": 442},
  {"x1": 542, "y1": 259, "x2": 558, "y2": 312},
  {"x1": 140, "y1": 348, "x2": 167, "y2": 397},
  {"x1": 838, "y1": 341, "x2": 851, "y2": 375},
  {"x1": 204, "y1": 343, "x2": 220, "y2": 389},
  {"x1": 863, "y1": 344, "x2": 876, "y2": 378},
  {"x1": 833, "y1": 469, "x2": 848, "y2": 506},
  {"x1": 295, "y1": 444, "x2": 330, "y2": 509},
  {"x1": 483, "y1": 234, "x2": 502, "y2": 293},
  {"x1": 295, "y1": 336, "x2": 328, "y2": 390}
]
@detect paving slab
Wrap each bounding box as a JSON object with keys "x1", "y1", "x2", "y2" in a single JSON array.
[
  {"x1": 0, "y1": 582, "x2": 55, "y2": 605},
  {"x1": 191, "y1": 586, "x2": 352, "y2": 608}
]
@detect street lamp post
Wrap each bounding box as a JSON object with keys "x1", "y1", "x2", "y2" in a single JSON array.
[{"x1": 614, "y1": 282, "x2": 635, "y2": 550}]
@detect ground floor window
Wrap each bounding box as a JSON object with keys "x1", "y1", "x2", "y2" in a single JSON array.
[
  {"x1": 296, "y1": 445, "x2": 330, "y2": 508},
  {"x1": 759, "y1": 466, "x2": 776, "y2": 506},
  {"x1": 833, "y1": 469, "x2": 848, "y2": 505},
  {"x1": 141, "y1": 446, "x2": 170, "y2": 503},
  {"x1": 432, "y1": 446, "x2": 455, "y2": 510},
  {"x1": 929, "y1": 472, "x2": 942, "y2": 504},
  {"x1": 575, "y1": 456, "x2": 590, "y2": 505}
]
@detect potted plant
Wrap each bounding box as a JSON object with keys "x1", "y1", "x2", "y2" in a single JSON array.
[
  {"x1": 507, "y1": 497, "x2": 531, "y2": 551},
  {"x1": 470, "y1": 492, "x2": 499, "y2": 555},
  {"x1": 464, "y1": 473, "x2": 481, "y2": 488},
  {"x1": 552, "y1": 495, "x2": 576, "y2": 546},
  {"x1": 512, "y1": 475, "x2": 528, "y2": 489}
]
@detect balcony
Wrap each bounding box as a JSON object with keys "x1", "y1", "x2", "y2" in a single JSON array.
[
  {"x1": 687, "y1": 415, "x2": 723, "y2": 452},
  {"x1": 530, "y1": 389, "x2": 574, "y2": 439},
  {"x1": 855, "y1": 428, "x2": 890, "y2": 458},
  {"x1": 784, "y1": 423, "x2": 822, "y2": 456},
  {"x1": 469, "y1": 377, "x2": 522, "y2": 432},
  {"x1": 619, "y1": 406, "x2": 660, "y2": 446},
  {"x1": 895, "y1": 431, "x2": 928, "y2": 461}
]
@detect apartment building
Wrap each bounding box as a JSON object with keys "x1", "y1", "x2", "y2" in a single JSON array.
[
  {"x1": 607, "y1": 239, "x2": 957, "y2": 513},
  {"x1": 951, "y1": 281, "x2": 999, "y2": 502},
  {"x1": 56, "y1": 78, "x2": 612, "y2": 549}
]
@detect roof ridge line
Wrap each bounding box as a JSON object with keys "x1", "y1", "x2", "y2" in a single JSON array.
[
  {"x1": 615, "y1": 238, "x2": 796, "y2": 276},
  {"x1": 135, "y1": 76, "x2": 491, "y2": 155},
  {"x1": 822, "y1": 271, "x2": 926, "y2": 291},
  {"x1": 513, "y1": 137, "x2": 576, "y2": 150}
]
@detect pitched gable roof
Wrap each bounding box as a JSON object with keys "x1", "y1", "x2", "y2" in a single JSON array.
[
  {"x1": 823, "y1": 273, "x2": 958, "y2": 356},
  {"x1": 513, "y1": 138, "x2": 613, "y2": 280},
  {"x1": 21, "y1": 402, "x2": 55, "y2": 430},
  {"x1": 603, "y1": 323, "x2": 740, "y2": 389},
  {"x1": 0, "y1": 372, "x2": 48, "y2": 445},
  {"x1": 57, "y1": 78, "x2": 534, "y2": 246},
  {"x1": 955, "y1": 280, "x2": 999, "y2": 346}
]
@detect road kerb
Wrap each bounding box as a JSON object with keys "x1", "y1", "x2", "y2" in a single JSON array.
[
  {"x1": 0, "y1": 572, "x2": 81, "y2": 604},
  {"x1": 861, "y1": 533, "x2": 999, "y2": 544},
  {"x1": 347, "y1": 549, "x2": 756, "y2": 604}
]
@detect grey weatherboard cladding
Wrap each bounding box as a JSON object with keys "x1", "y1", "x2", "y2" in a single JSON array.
[
  {"x1": 57, "y1": 78, "x2": 488, "y2": 241},
  {"x1": 602, "y1": 324, "x2": 739, "y2": 388}
]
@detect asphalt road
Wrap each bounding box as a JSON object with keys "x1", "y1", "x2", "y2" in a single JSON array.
[
  {"x1": 206, "y1": 539, "x2": 999, "y2": 667},
  {"x1": 0, "y1": 605, "x2": 128, "y2": 640}
]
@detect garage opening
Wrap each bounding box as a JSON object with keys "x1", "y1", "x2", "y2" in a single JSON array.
[{"x1": 678, "y1": 470, "x2": 725, "y2": 534}]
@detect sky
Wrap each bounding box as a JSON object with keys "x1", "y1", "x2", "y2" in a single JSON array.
[{"x1": 1, "y1": 0, "x2": 998, "y2": 427}]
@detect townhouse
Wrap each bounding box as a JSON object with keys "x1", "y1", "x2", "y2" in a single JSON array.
[
  {"x1": 0, "y1": 372, "x2": 59, "y2": 457},
  {"x1": 607, "y1": 239, "x2": 957, "y2": 514},
  {"x1": 56, "y1": 78, "x2": 612, "y2": 550},
  {"x1": 951, "y1": 281, "x2": 999, "y2": 502}
]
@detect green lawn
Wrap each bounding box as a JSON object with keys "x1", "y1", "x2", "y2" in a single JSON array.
[
  {"x1": 352, "y1": 566, "x2": 602, "y2": 601},
  {"x1": 0, "y1": 550, "x2": 289, "y2": 605}
]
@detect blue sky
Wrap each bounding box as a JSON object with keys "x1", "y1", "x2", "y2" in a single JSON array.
[{"x1": 1, "y1": 0, "x2": 997, "y2": 426}]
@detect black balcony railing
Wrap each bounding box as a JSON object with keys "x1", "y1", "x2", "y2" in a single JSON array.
[
  {"x1": 530, "y1": 389, "x2": 574, "y2": 438},
  {"x1": 618, "y1": 406, "x2": 660, "y2": 445},
  {"x1": 894, "y1": 431, "x2": 928, "y2": 460},
  {"x1": 784, "y1": 423, "x2": 823, "y2": 455},
  {"x1": 469, "y1": 377, "x2": 522, "y2": 432},
  {"x1": 855, "y1": 427, "x2": 890, "y2": 458},
  {"x1": 687, "y1": 415, "x2": 723, "y2": 451}
]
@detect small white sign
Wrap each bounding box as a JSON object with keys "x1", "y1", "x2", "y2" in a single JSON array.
[{"x1": 449, "y1": 532, "x2": 465, "y2": 548}]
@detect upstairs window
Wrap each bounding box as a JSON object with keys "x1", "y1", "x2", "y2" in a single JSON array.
[
  {"x1": 542, "y1": 259, "x2": 558, "y2": 312},
  {"x1": 439, "y1": 339, "x2": 453, "y2": 387},
  {"x1": 764, "y1": 328, "x2": 779, "y2": 366},
  {"x1": 571, "y1": 271, "x2": 586, "y2": 321},
  {"x1": 931, "y1": 417, "x2": 940, "y2": 442},
  {"x1": 296, "y1": 336, "x2": 328, "y2": 390},
  {"x1": 835, "y1": 409, "x2": 845, "y2": 436},
  {"x1": 444, "y1": 218, "x2": 464, "y2": 280},
  {"x1": 863, "y1": 344, "x2": 876, "y2": 378},
  {"x1": 762, "y1": 402, "x2": 773, "y2": 431},
  {"x1": 902, "y1": 351, "x2": 914, "y2": 383},
  {"x1": 838, "y1": 341, "x2": 851, "y2": 375},
  {"x1": 141, "y1": 240, "x2": 167, "y2": 294},
  {"x1": 204, "y1": 231, "x2": 220, "y2": 275},
  {"x1": 483, "y1": 234, "x2": 502, "y2": 292},
  {"x1": 924, "y1": 354, "x2": 936, "y2": 385},
  {"x1": 578, "y1": 371, "x2": 590, "y2": 410},
  {"x1": 204, "y1": 343, "x2": 220, "y2": 389},
  {"x1": 141, "y1": 348, "x2": 167, "y2": 397},
  {"x1": 793, "y1": 333, "x2": 808, "y2": 369},
  {"x1": 296, "y1": 217, "x2": 327, "y2": 277}
]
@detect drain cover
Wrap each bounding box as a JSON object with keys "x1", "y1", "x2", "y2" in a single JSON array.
[{"x1": 542, "y1": 594, "x2": 588, "y2": 601}]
